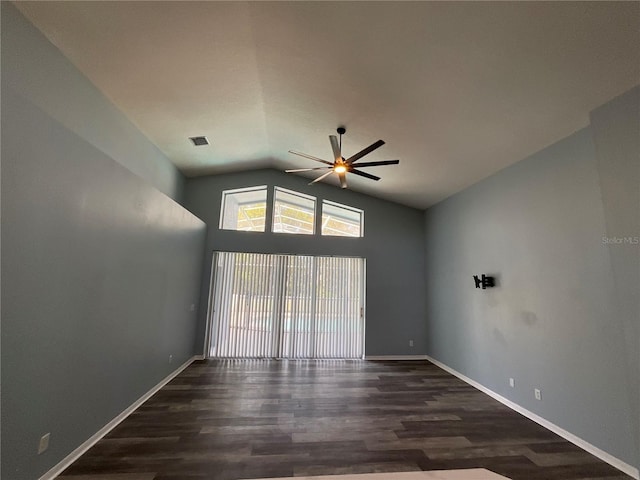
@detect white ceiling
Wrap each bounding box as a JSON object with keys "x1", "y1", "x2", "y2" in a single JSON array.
[{"x1": 16, "y1": 1, "x2": 640, "y2": 209}]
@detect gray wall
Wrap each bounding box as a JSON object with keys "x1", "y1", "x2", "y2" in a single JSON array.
[
  {"x1": 1, "y1": 3, "x2": 184, "y2": 201},
  {"x1": 591, "y1": 88, "x2": 640, "y2": 464},
  {"x1": 183, "y1": 169, "x2": 427, "y2": 357},
  {"x1": 423, "y1": 87, "x2": 639, "y2": 468},
  {"x1": 1, "y1": 6, "x2": 207, "y2": 479}
]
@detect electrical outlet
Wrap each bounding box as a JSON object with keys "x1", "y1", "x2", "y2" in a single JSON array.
[
  {"x1": 38, "y1": 433, "x2": 50, "y2": 454},
  {"x1": 509, "y1": 378, "x2": 515, "y2": 388},
  {"x1": 169, "y1": 355, "x2": 173, "y2": 364},
  {"x1": 534, "y1": 388, "x2": 542, "y2": 400},
  {"x1": 409, "y1": 340, "x2": 414, "y2": 347}
]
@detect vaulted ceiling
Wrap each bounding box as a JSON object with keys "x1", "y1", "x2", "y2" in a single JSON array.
[{"x1": 16, "y1": 1, "x2": 640, "y2": 208}]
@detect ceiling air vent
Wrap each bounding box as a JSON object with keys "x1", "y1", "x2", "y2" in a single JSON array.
[{"x1": 189, "y1": 136, "x2": 209, "y2": 146}]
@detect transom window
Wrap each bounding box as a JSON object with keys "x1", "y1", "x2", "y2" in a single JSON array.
[
  {"x1": 273, "y1": 187, "x2": 316, "y2": 235},
  {"x1": 219, "y1": 186, "x2": 267, "y2": 232},
  {"x1": 321, "y1": 200, "x2": 364, "y2": 237},
  {"x1": 219, "y1": 185, "x2": 364, "y2": 237}
]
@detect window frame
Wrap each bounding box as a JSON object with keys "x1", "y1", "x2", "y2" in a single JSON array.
[
  {"x1": 321, "y1": 199, "x2": 365, "y2": 238},
  {"x1": 219, "y1": 185, "x2": 268, "y2": 232},
  {"x1": 271, "y1": 186, "x2": 317, "y2": 235}
]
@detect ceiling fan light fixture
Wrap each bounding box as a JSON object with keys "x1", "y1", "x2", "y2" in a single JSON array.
[{"x1": 286, "y1": 127, "x2": 399, "y2": 189}]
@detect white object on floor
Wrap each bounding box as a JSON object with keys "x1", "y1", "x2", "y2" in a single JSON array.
[{"x1": 251, "y1": 469, "x2": 510, "y2": 480}]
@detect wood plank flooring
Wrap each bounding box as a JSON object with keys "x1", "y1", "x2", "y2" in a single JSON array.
[
  {"x1": 252, "y1": 470, "x2": 510, "y2": 479},
  {"x1": 59, "y1": 360, "x2": 633, "y2": 480}
]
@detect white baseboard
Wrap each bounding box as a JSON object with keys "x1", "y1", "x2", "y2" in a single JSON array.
[
  {"x1": 365, "y1": 355, "x2": 429, "y2": 360},
  {"x1": 39, "y1": 355, "x2": 199, "y2": 480},
  {"x1": 425, "y1": 355, "x2": 639, "y2": 479}
]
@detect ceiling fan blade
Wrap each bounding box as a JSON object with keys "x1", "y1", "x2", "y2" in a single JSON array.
[
  {"x1": 329, "y1": 135, "x2": 341, "y2": 162},
  {"x1": 350, "y1": 160, "x2": 399, "y2": 168},
  {"x1": 339, "y1": 172, "x2": 347, "y2": 189},
  {"x1": 309, "y1": 170, "x2": 334, "y2": 185},
  {"x1": 350, "y1": 168, "x2": 381, "y2": 181},
  {"x1": 285, "y1": 167, "x2": 332, "y2": 173},
  {"x1": 346, "y1": 139, "x2": 385, "y2": 164},
  {"x1": 288, "y1": 150, "x2": 333, "y2": 166}
]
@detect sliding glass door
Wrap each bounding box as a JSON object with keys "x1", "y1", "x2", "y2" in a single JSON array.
[{"x1": 206, "y1": 252, "x2": 365, "y2": 359}]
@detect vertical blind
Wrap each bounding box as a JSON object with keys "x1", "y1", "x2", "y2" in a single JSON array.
[{"x1": 208, "y1": 252, "x2": 365, "y2": 359}]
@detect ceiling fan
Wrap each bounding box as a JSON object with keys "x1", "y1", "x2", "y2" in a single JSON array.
[{"x1": 286, "y1": 127, "x2": 399, "y2": 189}]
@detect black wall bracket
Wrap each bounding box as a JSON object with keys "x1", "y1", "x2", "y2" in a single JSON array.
[{"x1": 473, "y1": 274, "x2": 495, "y2": 289}]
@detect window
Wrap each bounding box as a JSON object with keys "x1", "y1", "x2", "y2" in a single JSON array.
[
  {"x1": 322, "y1": 200, "x2": 364, "y2": 237},
  {"x1": 219, "y1": 184, "x2": 364, "y2": 237},
  {"x1": 220, "y1": 186, "x2": 267, "y2": 232},
  {"x1": 272, "y1": 187, "x2": 316, "y2": 235},
  {"x1": 208, "y1": 252, "x2": 365, "y2": 359}
]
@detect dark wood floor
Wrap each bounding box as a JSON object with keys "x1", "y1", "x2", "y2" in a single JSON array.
[{"x1": 59, "y1": 359, "x2": 632, "y2": 480}]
